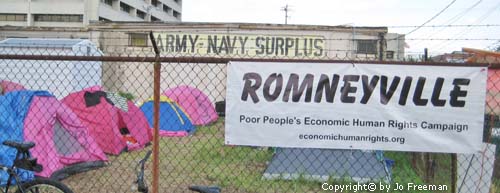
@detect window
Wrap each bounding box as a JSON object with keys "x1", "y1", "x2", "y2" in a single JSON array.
[
  {"x1": 174, "y1": 0, "x2": 182, "y2": 5},
  {"x1": 0, "y1": 14, "x2": 27, "y2": 21},
  {"x1": 152, "y1": 0, "x2": 160, "y2": 7},
  {"x1": 173, "y1": 10, "x2": 181, "y2": 19},
  {"x1": 163, "y1": 5, "x2": 172, "y2": 13},
  {"x1": 386, "y1": 51, "x2": 394, "y2": 59},
  {"x1": 356, "y1": 40, "x2": 377, "y2": 54},
  {"x1": 129, "y1": 33, "x2": 148, "y2": 47},
  {"x1": 34, "y1": 14, "x2": 83, "y2": 22},
  {"x1": 120, "y1": 2, "x2": 131, "y2": 13},
  {"x1": 151, "y1": 16, "x2": 160, "y2": 22},
  {"x1": 137, "y1": 10, "x2": 146, "y2": 19},
  {"x1": 100, "y1": 0, "x2": 112, "y2": 6},
  {"x1": 99, "y1": 17, "x2": 111, "y2": 22}
]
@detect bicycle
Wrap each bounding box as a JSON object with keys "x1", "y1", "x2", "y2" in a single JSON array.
[
  {"x1": 0, "y1": 140, "x2": 73, "y2": 193},
  {"x1": 134, "y1": 150, "x2": 220, "y2": 193}
]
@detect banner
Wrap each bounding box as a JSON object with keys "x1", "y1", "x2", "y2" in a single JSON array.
[
  {"x1": 154, "y1": 33, "x2": 326, "y2": 59},
  {"x1": 225, "y1": 62, "x2": 487, "y2": 153}
]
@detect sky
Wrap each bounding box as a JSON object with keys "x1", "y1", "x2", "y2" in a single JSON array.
[{"x1": 182, "y1": 0, "x2": 500, "y2": 56}]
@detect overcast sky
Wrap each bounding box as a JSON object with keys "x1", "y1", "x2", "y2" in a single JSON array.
[{"x1": 182, "y1": 0, "x2": 500, "y2": 55}]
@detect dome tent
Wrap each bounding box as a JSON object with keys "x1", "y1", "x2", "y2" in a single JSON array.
[
  {"x1": 140, "y1": 95, "x2": 195, "y2": 137},
  {"x1": 164, "y1": 85, "x2": 219, "y2": 125},
  {"x1": 62, "y1": 86, "x2": 152, "y2": 155},
  {"x1": 0, "y1": 90, "x2": 107, "y2": 183}
]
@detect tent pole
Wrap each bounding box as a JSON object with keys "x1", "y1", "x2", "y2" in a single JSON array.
[{"x1": 149, "y1": 31, "x2": 161, "y2": 193}]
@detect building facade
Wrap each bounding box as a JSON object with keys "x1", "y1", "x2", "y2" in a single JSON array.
[
  {"x1": 0, "y1": 0, "x2": 182, "y2": 27},
  {"x1": 0, "y1": 22, "x2": 405, "y2": 102}
]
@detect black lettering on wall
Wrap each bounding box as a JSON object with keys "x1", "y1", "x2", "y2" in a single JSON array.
[
  {"x1": 294, "y1": 38, "x2": 302, "y2": 57},
  {"x1": 156, "y1": 34, "x2": 164, "y2": 52},
  {"x1": 255, "y1": 37, "x2": 264, "y2": 55},
  {"x1": 266, "y1": 37, "x2": 275, "y2": 55},
  {"x1": 285, "y1": 38, "x2": 294, "y2": 56},
  {"x1": 275, "y1": 37, "x2": 285, "y2": 55},
  {"x1": 207, "y1": 35, "x2": 219, "y2": 54},
  {"x1": 166, "y1": 34, "x2": 175, "y2": 52},
  {"x1": 239, "y1": 36, "x2": 249, "y2": 54},
  {"x1": 175, "y1": 34, "x2": 188, "y2": 52},
  {"x1": 188, "y1": 35, "x2": 199, "y2": 53},
  {"x1": 314, "y1": 39, "x2": 324, "y2": 56}
]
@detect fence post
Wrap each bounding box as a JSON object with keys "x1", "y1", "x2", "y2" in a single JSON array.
[
  {"x1": 451, "y1": 153, "x2": 457, "y2": 193},
  {"x1": 149, "y1": 31, "x2": 161, "y2": 193}
]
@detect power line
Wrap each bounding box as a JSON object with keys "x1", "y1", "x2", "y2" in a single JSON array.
[
  {"x1": 432, "y1": 1, "x2": 500, "y2": 52},
  {"x1": 411, "y1": 0, "x2": 483, "y2": 49},
  {"x1": 403, "y1": 0, "x2": 458, "y2": 36},
  {"x1": 442, "y1": 0, "x2": 482, "y2": 25},
  {"x1": 388, "y1": 24, "x2": 500, "y2": 28}
]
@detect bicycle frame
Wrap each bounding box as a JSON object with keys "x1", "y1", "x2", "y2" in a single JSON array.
[{"x1": 0, "y1": 164, "x2": 28, "y2": 193}]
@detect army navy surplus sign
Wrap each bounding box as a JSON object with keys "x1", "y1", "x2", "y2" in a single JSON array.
[
  {"x1": 225, "y1": 62, "x2": 487, "y2": 153},
  {"x1": 154, "y1": 33, "x2": 326, "y2": 59}
]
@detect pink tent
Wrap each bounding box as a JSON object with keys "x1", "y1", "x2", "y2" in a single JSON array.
[
  {"x1": 1, "y1": 80, "x2": 25, "y2": 93},
  {"x1": 164, "y1": 85, "x2": 219, "y2": 125},
  {"x1": 62, "y1": 86, "x2": 151, "y2": 155},
  {"x1": 24, "y1": 95, "x2": 107, "y2": 179}
]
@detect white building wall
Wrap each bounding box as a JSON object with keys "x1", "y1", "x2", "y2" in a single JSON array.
[
  {"x1": 92, "y1": 23, "x2": 392, "y2": 102},
  {"x1": 0, "y1": 0, "x2": 181, "y2": 27},
  {"x1": 30, "y1": 0, "x2": 84, "y2": 14},
  {"x1": 0, "y1": 0, "x2": 29, "y2": 14},
  {"x1": 0, "y1": 23, "x2": 403, "y2": 103},
  {"x1": 99, "y1": 5, "x2": 142, "y2": 22},
  {"x1": 386, "y1": 33, "x2": 406, "y2": 60}
]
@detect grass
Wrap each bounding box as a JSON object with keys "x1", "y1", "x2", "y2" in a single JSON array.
[
  {"x1": 61, "y1": 119, "x2": 498, "y2": 192},
  {"x1": 493, "y1": 179, "x2": 499, "y2": 193}
]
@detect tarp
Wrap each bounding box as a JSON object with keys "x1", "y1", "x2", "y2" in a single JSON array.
[
  {"x1": 263, "y1": 148, "x2": 392, "y2": 183},
  {"x1": 0, "y1": 91, "x2": 49, "y2": 184},
  {"x1": 140, "y1": 96, "x2": 195, "y2": 137},
  {"x1": 164, "y1": 85, "x2": 219, "y2": 125},
  {"x1": 0, "y1": 38, "x2": 102, "y2": 99}
]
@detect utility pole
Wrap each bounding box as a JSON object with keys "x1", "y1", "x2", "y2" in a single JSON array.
[
  {"x1": 378, "y1": 32, "x2": 385, "y2": 61},
  {"x1": 281, "y1": 4, "x2": 291, "y2": 24},
  {"x1": 424, "y1": 48, "x2": 429, "y2": 61}
]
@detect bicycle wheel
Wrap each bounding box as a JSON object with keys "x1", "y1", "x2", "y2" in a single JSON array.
[{"x1": 15, "y1": 178, "x2": 73, "y2": 193}]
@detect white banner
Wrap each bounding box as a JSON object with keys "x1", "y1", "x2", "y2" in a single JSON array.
[{"x1": 225, "y1": 62, "x2": 487, "y2": 153}]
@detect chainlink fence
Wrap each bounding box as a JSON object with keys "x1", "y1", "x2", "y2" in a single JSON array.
[{"x1": 0, "y1": 36, "x2": 498, "y2": 193}]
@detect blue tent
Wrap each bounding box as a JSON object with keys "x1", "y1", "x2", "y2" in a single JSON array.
[
  {"x1": 0, "y1": 91, "x2": 53, "y2": 185},
  {"x1": 140, "y1": 96, "x2": 195, "y2": 137}
]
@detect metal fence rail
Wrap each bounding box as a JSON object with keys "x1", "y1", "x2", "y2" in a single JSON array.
[{"x1": 0, "y1": 43, "x2": 498, "y2": 193}]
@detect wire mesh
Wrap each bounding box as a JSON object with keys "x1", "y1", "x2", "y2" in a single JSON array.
[{"x1": 0, "y1": 37, "x2": 498, "y2": 193}]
